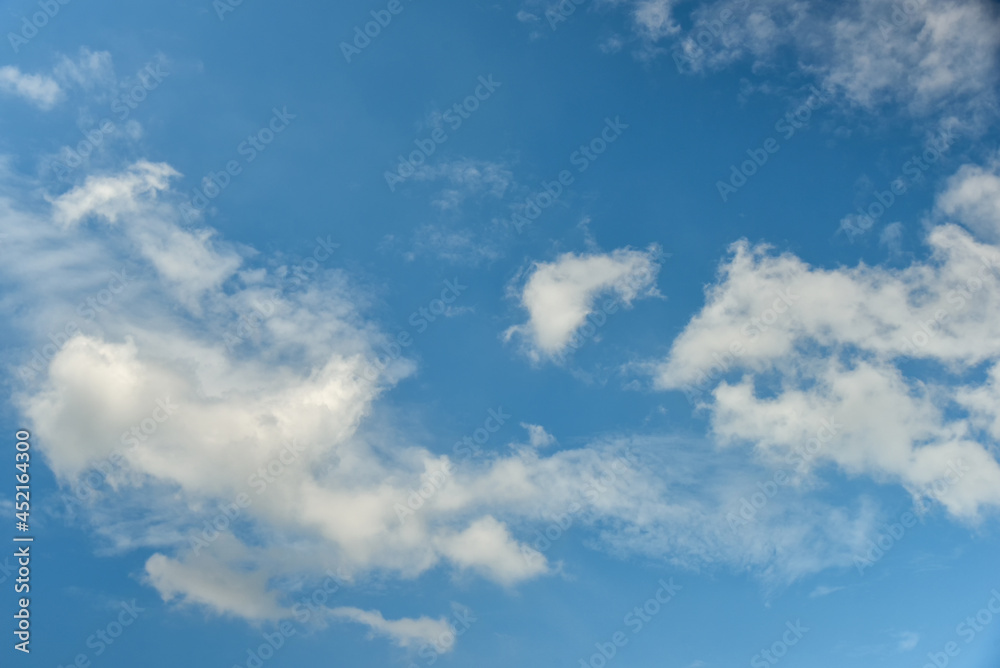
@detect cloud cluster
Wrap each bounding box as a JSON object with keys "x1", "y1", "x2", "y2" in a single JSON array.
[
  {"x1": 626, "y1": 0, "x2": 1000, "y2": 125},
  {"x1": 8, "y1": 39, "x2": 1000, "y2": 653},
  {"x1": 2, "y1": 156, "x2": 854, "y2": 643},
  {"x1": 654, "y1": 158, "x2": 1000, "y2": 520}
]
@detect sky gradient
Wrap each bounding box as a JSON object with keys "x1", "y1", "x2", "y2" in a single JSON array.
[{"x1": 1, "y1": 0, "x2": 1000, "y2": 666}]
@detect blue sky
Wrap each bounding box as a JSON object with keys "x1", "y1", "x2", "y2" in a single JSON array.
[{"x1": 1, "y1": 0, "x2": 1000, "y2": 666}]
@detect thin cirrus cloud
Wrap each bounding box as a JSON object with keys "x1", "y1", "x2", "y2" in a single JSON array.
[
  {"x1": 0, "y1": 48, "x2": 117, "y2": 111},
  {"x1": 504, "y1": 246, "x2": 662, "y2": 360},
  {"x1": 597, "y1": 0, "x2": 1000, "y2": 127}
]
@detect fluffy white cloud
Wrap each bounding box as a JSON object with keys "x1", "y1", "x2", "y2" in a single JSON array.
[
  {"x1": 9, "y1": 158, "x2": 834, "y2": 641},
  {"x1": 146, "y1": 548, "x2": 284, "y2": 622},
  {"x1": 0, "y1": 65, "x2": 62, "y2": 109},
  {"x1": 936, "y1": 156, "x2": 1000, "y2": 242},
  {"x1": 654, "y1": 158, "x2": 1000, "y2": 521},
  {"x1": 522, "y1": 423, "x2": 556, "y2": 448},
  {"x1": 2, "y1": 151, "x2": 953, "y2": 640},
  {"x1": 505, "y1": 247, "x2": 661, "y2": 360}
]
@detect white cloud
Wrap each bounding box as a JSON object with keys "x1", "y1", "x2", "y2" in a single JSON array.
[
  {"x1": 936, "y1": 156, "x2": 1000, "y2": 242},
  {"x1": 0, "y1": 150, "x2": 950, "y2": 640},
  {"x1": 53, "y1": 48, "x2": 116, "y2": 91},
  {"x1": 522, "y1": 423, "x2": 556, "y2": 448},
  {"x1": 146, "y1": 546, "x2": 284, "y2": 622},
  {"x1": 411, "y1": 158, "x2": 513, "y2": 210},
  {"x1": 0, "y1": 159, "x2": 711, "y2": 636},
  {"x1": 51, "y1": 160, "x2": 178, "y2": 227},
  {"x1": 327, "y1": 607, "x2": 456, "y2": 652},
  {"x1": 0, "y1": 66, "x2": 62, "y2": 109},
  {"x1": 0, "y1": 48, "x2": 117, "y2": 111},
  {"x1": 436, "y1": 516, "x2": 549, "y2": 585},
  {"x1": 633, "y1": 0, "x2": 680, "y2": 41},
  {"x1": 808, "y1": 584, "x2": 844, "y2": 598},
  {"x1": 47, "y1": 162, "x2": 242, "y2": 311},
  {"x1": 630, "y1": 0, "x2": 1000, "y2": 125},
  {"x1": 823, "y1": 0, "x2": 999, "y2": 116},
  {"x1": 653, "y1": 158, "x2": 1000, "y2": 521},
  {"x1": 505, "y1": 247, "x2": 661, "y2": 360}
]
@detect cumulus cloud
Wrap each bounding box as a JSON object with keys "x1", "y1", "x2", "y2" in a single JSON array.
[
  {"x1": 522, "y1": 423, "x2": 556, "y2": 448},
  {"x1": 936, "y1": 155, "x2": 1000, "y2": 242},
  {"x1": 0, "y1": 66, "x2": 62, "y2": 109},
  {"x1": 653, "y1": 158, "x2": 1000, "y2": 521},
  {"x1": 504, "y1": 247, "x2": 662, "y2": 360},
  {"x1": 4, "y1": 159, "x2": 543, "y2": 629},
  {"x1": 146, "y1": 547, "x2": 285, "y2": 622},
  {"x1": 4, "y1": 157, "x2": 863, "y2": 640},
  {"x1": 9, "y1": 149, "x2": 986, "y2": 642}
]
